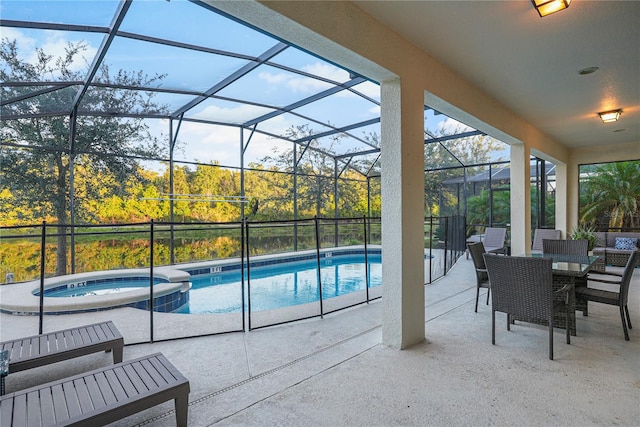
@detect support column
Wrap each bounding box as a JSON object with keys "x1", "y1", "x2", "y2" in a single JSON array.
[
  {"x1": 380, "y1": 78, "x2": 425, "y2": 349},
  {"x1": 554, "y1": 162, "x2": 568, "y2": 238},
  {"x1": 510, "y1": 143, "x2": 531, "y2": 255}
]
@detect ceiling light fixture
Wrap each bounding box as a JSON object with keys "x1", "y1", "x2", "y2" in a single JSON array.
[
  {"x1": 532, "y1": 0, "x2": 571, "y2": 17},
  {"x1": 598, "y1": 109, "x2": 622, "y2": 123}
]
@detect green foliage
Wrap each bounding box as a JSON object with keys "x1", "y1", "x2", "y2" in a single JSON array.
[
  {"x1": 579, "y1": 161, "x2": 640, "y2": 230},
  {"x1": 569, "y1": 225, "x2": 597, "y2": 251},
  {"x1": 1, "y1": 38, "x2": 168, "y2": 274}
]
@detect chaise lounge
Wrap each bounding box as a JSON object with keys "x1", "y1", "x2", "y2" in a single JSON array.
[
  {"x1": 0, "y1": 321, "x2": 124, "y2": 393},
  {"x1": 0, "y1": 352, "x2": 190, "y2": 426}
]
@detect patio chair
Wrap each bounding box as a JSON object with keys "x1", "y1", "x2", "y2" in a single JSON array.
[
  {"x1": 532, "y1": 229, "x2": 561, "y2": 253},
  {"x1": 575, "y1": 251, "x2": 638, "y2": 341},
  {"x1": 542, "y1": 239, "x2": 588, "y2": 256},
  {"x1": 483, "y1": 227, "x2": 507, "y2": 255},
  {"x1": 467, "y1": 242, "x2": 490, "y2": 312},
  {"x1": 484, "y1": 254, "x2": 571, "y2": 360}
]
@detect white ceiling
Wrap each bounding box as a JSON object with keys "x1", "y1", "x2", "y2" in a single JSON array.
[{"x1": 354, "y1": 0, "x2": 640, "y2": 149}]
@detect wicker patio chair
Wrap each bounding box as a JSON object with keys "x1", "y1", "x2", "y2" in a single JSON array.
[
  {"x1": 467, "y1": 241, "x2": 490, "y2": 312},
  {"x1": 542, "y1": 239, "x2": 588, "y2": 256},
  {"x1": 575, "y1": 251, "x2": 638, "y2": 341},
  {"x1": 483, "y1": 227, "x2": 507, "y2": 255},
  {"x1": 483, "y1": 254, "x2": 571, "y2": 360},
  {"x1": 532, "y1": 229, "x2": 561, "y2": 253}
]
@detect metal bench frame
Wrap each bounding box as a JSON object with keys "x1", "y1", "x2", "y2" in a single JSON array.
[{"x1": 0, "y1": 352, "x2": 189, "y2": 426}]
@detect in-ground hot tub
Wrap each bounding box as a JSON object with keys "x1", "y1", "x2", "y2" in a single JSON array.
[{"x1": 0, "y1": 267, "x2": 191, "y2": 315}]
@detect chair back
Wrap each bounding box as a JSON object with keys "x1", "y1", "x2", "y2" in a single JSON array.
[
  {"x1": 532, "y1": 229, "x2": 561, "y2": 252},
  {"x1": 619, "y1": 251, "x2": 638, "y2": 307},
  {"x1": 467, "y1": 242, "x2": 488, "y2": 284},
  {"x1": 483, "y1": 227, "x2": 506, "y2": 252},
  {"x1": 484, "y1": 254, "x2": 554, "y2": 319},
  {"x1": 542, "y1": 239, "x2": 588, "y2": 256}
]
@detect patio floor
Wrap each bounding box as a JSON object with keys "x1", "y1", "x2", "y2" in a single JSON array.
[{"x1": 2, "y1": 256, "x2": 639, "y2": 426}]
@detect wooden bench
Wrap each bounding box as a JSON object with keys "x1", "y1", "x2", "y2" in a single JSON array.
[
  {"x1": 0, "y1": 352, "x2": 189, "y2": 426},
  {"x1": 0, "y1": 321, "x2": 124, "y2": 391}
]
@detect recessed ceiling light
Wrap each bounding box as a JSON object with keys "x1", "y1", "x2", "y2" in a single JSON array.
[{"x1": 578, "y1": 67, "x2": 599, "y2": 75}]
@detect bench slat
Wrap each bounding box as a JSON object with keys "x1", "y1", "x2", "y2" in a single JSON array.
[
  {"x1": 26, "y1": 391, "x2": 41, "y2": 427},
  {"x1": 104, "y1": 369, "x2": 128, "y2": 402},
  {"x1": 39, "y1": 387, "x2": 56, "y2": 427},
  {"x1": 62, "y1": 381, "x2": 82, "y2": 419},
  {"x1": 78, "y1": 328, "x2": 90, "y2": 347},
  {"x1": 30, "y1": 338, "x2": 40, "y2": 361},
  {"x1": 113, "y1": 366, "x2": 138, "y2": 398},
  {"x1": 85, "y1": 326, "x2": 100, "y2": 345},
  {"x1": 82, "y1": 375, "x2": 106, "y2": 411},
  {"x1": 101, "y1": 322, "x2": 118, "y2": 341},
  {"x1": 123, "y1": 363, "x2": 150, "y2": 395},
  {"x1": 93, "y1": 372, "x2": 117, "y2": 407},
  {"x1": 149, "y1": 355, "x2": 174, "y2": 383},
  {"x1": 51, "y1": 383, "x2": 69, "y2": 423},
  {"x1": 92, "y1": 324, "x2": 108, "y2": 343},
  {"x1": 71, "y1": 329, "x2": 82, "y2": 349},
  {"x1": 62, "y1": 330, "x2": 76, "y2": 351},
  {"x1": 140, "y1": 358, "x2": 168, "y2": 388},
  {"x1": 1, "y1": 398, "x2": 14, "y2": 426},
  {"x1": 13, "y1": 393, "x2": 27, "y2": 427},
  {"x1": 40, "y1": 335, "x2": 48, "y2": 358},
  {"x1": 73, "y1": 379, "x2": 94, "y2": 414},
  {"x1": 21, "y1": 339, "x2": 32, "y2": 360}
]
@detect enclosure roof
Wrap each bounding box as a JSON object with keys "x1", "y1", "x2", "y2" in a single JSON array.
[{"x1": 1, "y1": 0, "x2": 507, "y2": 173}]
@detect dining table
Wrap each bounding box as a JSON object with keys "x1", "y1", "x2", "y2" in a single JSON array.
[{"x1": 512, "y1": 252, "x2": 600, "y2": 336}]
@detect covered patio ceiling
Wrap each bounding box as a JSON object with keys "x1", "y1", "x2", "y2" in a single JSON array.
[{"x1": 0, "y1": 0, "x2": 509, "y2": 177}]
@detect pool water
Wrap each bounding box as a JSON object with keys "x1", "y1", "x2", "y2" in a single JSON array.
[{"x1": 175, "y1": 254, "x2": 382, "y2": 314}]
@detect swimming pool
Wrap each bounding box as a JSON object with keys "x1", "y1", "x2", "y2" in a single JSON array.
[
  {"x1": 176, "y1": 254, "x2": 382, "y2": 314},
  {"x1": 0, "y1": 248, "x2": 382, "y2": 315}
]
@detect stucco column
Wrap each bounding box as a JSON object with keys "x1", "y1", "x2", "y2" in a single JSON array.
[
  {"x1": 554, "y1": 162, "x2": 568, "y2": 238},
  {"x1": 510, "y1": 143, "x2": 531, "y2": 255},
  {"x1": 380, "y1": 78, "x2": 425, "y2": 349}
]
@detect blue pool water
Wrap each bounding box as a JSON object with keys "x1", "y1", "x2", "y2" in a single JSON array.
[
  {"x1": 37, "y1": 254, "x2": 382, "y2": 315},
  {"x1": 175, "y1": 254, "x2": 381, "y2": 314}
]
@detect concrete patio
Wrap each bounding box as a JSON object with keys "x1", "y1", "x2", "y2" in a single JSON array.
[{"x1": 2, "y1": 256, "x2": 639, "y2": 426}]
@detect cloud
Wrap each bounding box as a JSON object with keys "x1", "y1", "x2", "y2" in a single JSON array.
[
  {"x1": 258, "y1": 62, "x2": 352, "y2": 95},
  {"x1": 438, "y1": 117, "x2": 474, "y2": 134},
  {"x1": 191, "y1": 103, "x2": 272, "y2": 124},
  {"x1": 301, "y1": 62, "x2": 350, "y2": 82}
]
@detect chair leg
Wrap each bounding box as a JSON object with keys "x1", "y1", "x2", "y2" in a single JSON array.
[
  {"x1": 624, "y1": 305, "x2": 632, "y2": 329},
  {"x1": 620, "y1": 306, "x2": 630, "y2": 341},
  {"x1": 492, "y1": 309, "x2": 496, "y2": 345},
  {"x1": 566, "y1": 306, "x2": 570, "y2": 345},
  {"x1": 506, "y1": 313, "x2": 511, "y2": 331},
  {"x1": 549, "y1": 320, "x2": 554, "y2": 360},
  {"x1": 475, "y1": 286, "x2": 480, "y2": 312},
  {"x1": 486, "y1": 288, "x2": 490, "y2": 305}
]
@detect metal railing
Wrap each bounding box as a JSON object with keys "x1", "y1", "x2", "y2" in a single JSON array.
[{"x1": 0, "y1": 216, "x2": 463, "y2": 344}]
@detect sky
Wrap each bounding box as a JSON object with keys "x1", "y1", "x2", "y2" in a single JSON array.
[{"x1": 1, "y1": 0, "x2": 506, "y2": 171}]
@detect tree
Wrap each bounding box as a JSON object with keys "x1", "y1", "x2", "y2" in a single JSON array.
[
  {"x1": 579, "y1": 161, "x2": 640, "y2": 230},
  {"x1": 260, "y1": 124, "x2": 344, "y2": 218},
  {"x1": 424, "y1": 130, "x2": 504, "y2": 215},
  {"x1": 1, "y1": 39, "x2": 167, "y2": 274}
]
